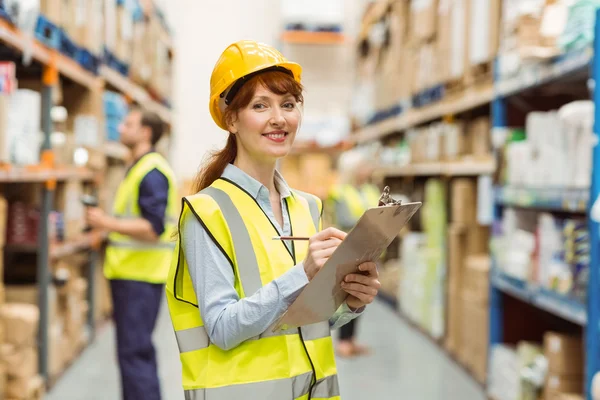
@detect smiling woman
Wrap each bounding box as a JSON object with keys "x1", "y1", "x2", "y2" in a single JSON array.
[{"x1": 165, "y1": 40, "x2": 381, "y2": 400}]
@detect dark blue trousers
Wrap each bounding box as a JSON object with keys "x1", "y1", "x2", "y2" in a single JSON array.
[{"x1": 110, "y1": 279, "x2": 163, "y2": 400}]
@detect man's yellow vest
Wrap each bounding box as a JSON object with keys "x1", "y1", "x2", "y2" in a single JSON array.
[
  {"x1": 165, "y1": 177, "x2": 340, "y2": 400},
  {"x1": 104, "y1": 152, "x2": 178, "y2": 284},
  {"x1": 328, "y1": 183, "x2": 380, "y2": 223}
]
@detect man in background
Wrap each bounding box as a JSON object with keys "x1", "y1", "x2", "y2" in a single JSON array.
[
  {"x1": 327, "y1": 151, "x2": 380, "y2": 357},
  {"x1": 85, "y1": 107, "x2": 178, "y2": 400}
]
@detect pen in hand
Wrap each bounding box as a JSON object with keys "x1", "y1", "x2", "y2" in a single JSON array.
[{"x1": 272, "y1": 236, "x2": 310, "y2": 241}]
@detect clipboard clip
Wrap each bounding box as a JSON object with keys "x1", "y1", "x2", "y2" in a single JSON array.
[{"x1": 378, "y1": 186, "x2": 402, "y2": 207}]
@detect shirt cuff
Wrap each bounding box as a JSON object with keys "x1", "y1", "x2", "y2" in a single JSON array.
[
  {"x1": 277, "y1": 262, "x2": 309, "y2": 304},
  {"x1": 341, "y1": 301, "x2": 365, "y2": 315}
]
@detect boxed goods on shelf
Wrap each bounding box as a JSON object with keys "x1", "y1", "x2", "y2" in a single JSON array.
[
  {"x1": 544, "y1": 333, "x2": 584, "y2": 380},
  {"x1": 504, "y1": 103, "x2": 594, "y2": 189},
  {"x1": 411, "y1": 0, "x2": 437, "y2": 43},
  {"x1": 3, "y1": 89, "x2": 43, "y2": 165},
  {"x1": 40, "y1": 0, "x2": 62, "y2": 26},
  {"x1": 493, "y1": 208, "x2": 589, "y2": 303},
  {"x1": 55, "y1": 181, "x2": 86, "y2": 240},
  {"x1": 103, "y1": 91, "x2": 128, "y2": 142},
  {"x1": 6, "y1": 374, "x2": 45, "y2": 400},
  {"x1": 468, "y1": 0, "x2": 501, "y2": 65},
  {"x1": 399, "y1": 179, "x2": 446, "y2": 338}
]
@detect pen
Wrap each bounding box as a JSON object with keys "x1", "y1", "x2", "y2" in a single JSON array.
[{"x1": 272, "y1": 236, "x2": 310, "y2": 241}]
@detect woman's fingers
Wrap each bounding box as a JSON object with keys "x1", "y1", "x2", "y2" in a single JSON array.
[
  {"x1": 343, "y1": 289, "x2": 374, "y2": 304},
  {"x1": 341, "y1": 282, "x2": 378, "y2": 296}
]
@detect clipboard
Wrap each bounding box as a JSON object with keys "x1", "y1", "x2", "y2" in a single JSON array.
[{"x1": 273, "y1": 187, "x2": 422, "y2": 330}]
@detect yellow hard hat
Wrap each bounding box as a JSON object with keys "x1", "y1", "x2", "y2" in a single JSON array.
[{"x1": 209, "y1": 40, "x2": 302, "y2": 131}]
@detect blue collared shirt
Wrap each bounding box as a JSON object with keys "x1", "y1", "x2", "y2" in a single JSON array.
[{"x1": 182, "y1": 163, "x2": 362, "y2": 351}]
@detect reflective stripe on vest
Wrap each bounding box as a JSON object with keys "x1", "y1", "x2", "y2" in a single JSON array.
[
  {"x1": 200, "y1": 186, "x2": 263, "y2": 296},
  {"x1": 174, "y1": 321, "x2": 331, "y2": 353},
  {"x1": 293, "y1": 189, "x2": 320, "y2": 231},
  {"x1": 183, "y1": 373, "x2": 339, "y2": 400}
]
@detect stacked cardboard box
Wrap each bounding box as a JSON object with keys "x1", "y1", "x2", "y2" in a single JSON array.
[
  {"x1": 543, "y1": 333, "x2": 584, "y2": 399},
  {"x1": 410, "y1": 0, "x2": 440, "y2": 94},
  {"x1": 446, "y1": 177, "x2": 490, "y2": 383},
  {"x1": 54, "y1": 181, "x2": 85, "y2": 241},
  {"x1": 0, "y1": 303, "x2": 44, "y2": 400}
]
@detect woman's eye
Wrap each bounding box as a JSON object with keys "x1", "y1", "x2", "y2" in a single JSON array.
[
  {"x1": 283, "y1": 102, "x2": 295, "y2": 109},
  {"x1": 253, "y1": 103, "x2": 266, "y2": 110}
]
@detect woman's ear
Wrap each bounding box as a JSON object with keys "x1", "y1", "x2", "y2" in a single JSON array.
[{"x1": 227, "y1": 115, "x2": 238, "y2": 134}]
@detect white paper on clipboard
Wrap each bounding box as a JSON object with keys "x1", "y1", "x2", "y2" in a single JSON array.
[{"x1": 273, "y1": 201, "x2": 422, "y2": 331}]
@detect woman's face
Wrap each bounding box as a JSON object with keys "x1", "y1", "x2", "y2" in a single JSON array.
[{"x1": 228, "y1": 85, "x2": 301, "y2": 164}]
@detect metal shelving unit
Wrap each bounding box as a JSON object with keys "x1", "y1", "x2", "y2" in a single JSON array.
[
  {"x1": 353, "y1": 9, "x2": 600, "y2": 399},
  {"x1": 489, "y1": 11, "x2": 599, "y2": 399},
  {"x1": 0, "y1": 11, "x2": 172, "y2": 387}
]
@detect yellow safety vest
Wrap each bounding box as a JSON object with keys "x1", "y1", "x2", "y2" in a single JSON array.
[
  {"x1": 165, "y1": 177, "x2": 340, "y2": 400},
  {"x1": 360, "y1": 183, "x2": 381, "y2": 209},
  {"x1": 104, "y1": 152, "x2": 178, "y2": 284}
]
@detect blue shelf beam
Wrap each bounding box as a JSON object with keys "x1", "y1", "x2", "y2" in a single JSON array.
[
  {"x1": 495, "y1": 186, "x2": 589, "y2": 213},
  {"x1": 490, "y1": 268, "x2": 587, "y2": 326},
  {"x1": 586, "y1": 8, "x2": 600, "y2": 399}
]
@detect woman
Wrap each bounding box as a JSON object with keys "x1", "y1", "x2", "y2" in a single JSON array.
[{"x1": 165, "y1": 40, "x2": 381, "y2": 400}]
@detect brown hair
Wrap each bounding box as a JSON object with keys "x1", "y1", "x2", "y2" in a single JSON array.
[
  {"x1": 130, "y1": 106, "x2": 165, "y2": 145},
  {"x1": 192, "y1": 70, "x2": 303, "y2": 193}
]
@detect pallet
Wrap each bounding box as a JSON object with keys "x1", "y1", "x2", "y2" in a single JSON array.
[
  {"x1": 35, "y1": 15, "x2": 60, "y2": 49},
  {"x1": 75, "y1": 48, "x2": 100, "y2": 75},
  {"x1": 412, "y1": 84, "x2": 445, "y2": 108},
  {"x1": 103, "y1": 47, "x2": 129, "y2": 77},
  {"x1": 59, "y1": 29, "x2": 78, "y2": 59}
]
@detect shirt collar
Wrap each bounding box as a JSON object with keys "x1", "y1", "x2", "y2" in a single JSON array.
[{"x1": 221, "y1": 163, "x2": 293, "y2": 200}]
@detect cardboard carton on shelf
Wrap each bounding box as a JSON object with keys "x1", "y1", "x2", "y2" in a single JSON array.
[
  {"x1": 411, "y1": 0, "x2": 438, "y2": 43},
  {"x1": 463, "y1": 254, "x2": 491, "y2": 302},
  {"x1": 544, "y1": 374, "x2": 584, "y2": 398},
  {"x1": 448, "y1": 224, "x2": 466, "y2": 293},
  {"x1": 451, "y1": 178, "x2": 477, "y2": 225},
  {"x1": 467, "y1": 117, "x2": 492, "y2": 158},
  {"x1": 5, "y1": 374, "x2": 45, "y2": 400},
  {"x1": 468, "y1": 0, "x2": 501, "y2": 67},
  {"x1": 466, "y1": 224, "x2": 490, "y2": 255},
  {"x1": 40, "y1": 0, "x2": 62, "y2": 25},
  {"x1": 1, "y1": 303, "x2": 39, "y2": 348},
  {"x1": 0, "y1": 344, "x2": 38, "y2": 379},
  {"x1": 543, "y1": 332, "x2": 584, "y2": 376}
]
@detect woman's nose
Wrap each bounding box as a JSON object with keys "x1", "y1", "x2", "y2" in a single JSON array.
[{"x1": 270, "y1": 109, "x2": 286, "y2": 127}]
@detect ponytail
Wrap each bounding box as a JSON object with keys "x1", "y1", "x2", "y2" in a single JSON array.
[{"x1": 193, "y1": 134, "x2": 237, "y2": 193}]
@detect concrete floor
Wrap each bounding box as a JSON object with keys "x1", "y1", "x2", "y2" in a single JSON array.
[{"x1": 46, "y1": 300, "x2": 486, "y2": 400}]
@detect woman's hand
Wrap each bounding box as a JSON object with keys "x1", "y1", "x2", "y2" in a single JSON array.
[
  {"x1": 303, "y1": 227, "x2": 347, "y2": 281},
  {"x1": 341, "y1": 262, "x2": 381, "y2": 310}
]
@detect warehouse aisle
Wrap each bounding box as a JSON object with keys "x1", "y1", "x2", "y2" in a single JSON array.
[{"x1": 46, "y1": 300, "x2": 486, "y2": 400}]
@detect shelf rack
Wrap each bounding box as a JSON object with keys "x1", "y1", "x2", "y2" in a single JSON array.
[
  {"x1": 0, "y1": 12, "x2": 172, "y2": 386},
  {"x1": 355, "y1": 10, "x2": 600, "y2": 399}
]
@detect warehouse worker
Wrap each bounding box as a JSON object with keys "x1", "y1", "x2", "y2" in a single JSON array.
[
  {"x1": 327, "y1": 151, "x2": 380, "y2": 358},
  {"x1": 165, "y1": 40, "x2": 381, "y2": 399},
  {"x1": 85, "y1": 106, "x2": 178, "y2": 400}
]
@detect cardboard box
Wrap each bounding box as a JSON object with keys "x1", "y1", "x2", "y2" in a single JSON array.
[
  {"x1": 0, "y1": 193, "x2": 7, "y2": 246},
  {"x1": 461, "y1": 292, "x2": 489, "y2": 381},
  {"x1": 543, "y1": 332, "x2": 584, "y2": 375},
  {"x1": 411, "y1": 0, "x2": 438, "y2": 42},
  {"x1": 450, "y1": 0, "x2": 469, "y2": 80},
  {"x1": 464, "y1": 254, "x2": 491, "y2": 302},
  {"x1": 466, "y1": 225, "x2": 490, "y2": 255},
  {"x1": 55, "y1": 181, "x2": 85, "y2": 240},
  {"x1": 545, "y1": 374, "x2": 583, "y2": 396},
  {"x1": 6, "y1": 374, "x2": 44, "y2": 400},
  {"x1": 1, "y1": 344, "x2": 38, "y2": 379},
  {"x1": 5, "y1": 284, "x2": 58, "y2": 324},
  {"x1": 451, "y1": 178, "x2": 477, "y2": 224},
  {"x1": 445, "y1": 290, "x2": 462, "y2": 355},
  {"x1": 546, "y1": 394, "x2": 584, "y2": 400},
  {"x1": 1, "y1": 304, "x2": 39, "y2": 348},
  {"x1": 40, "y1": 0, "x2": 63, "y2": 25},
  {"x1": 469, "y1": 0, "x2": 501, "y2": 65},
  {"x1": 468, "y1": 117, "x2": 491, "y2": 157},
  {"x1": 448, "y1": 224, "x2": 467, "y2": 292}
]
